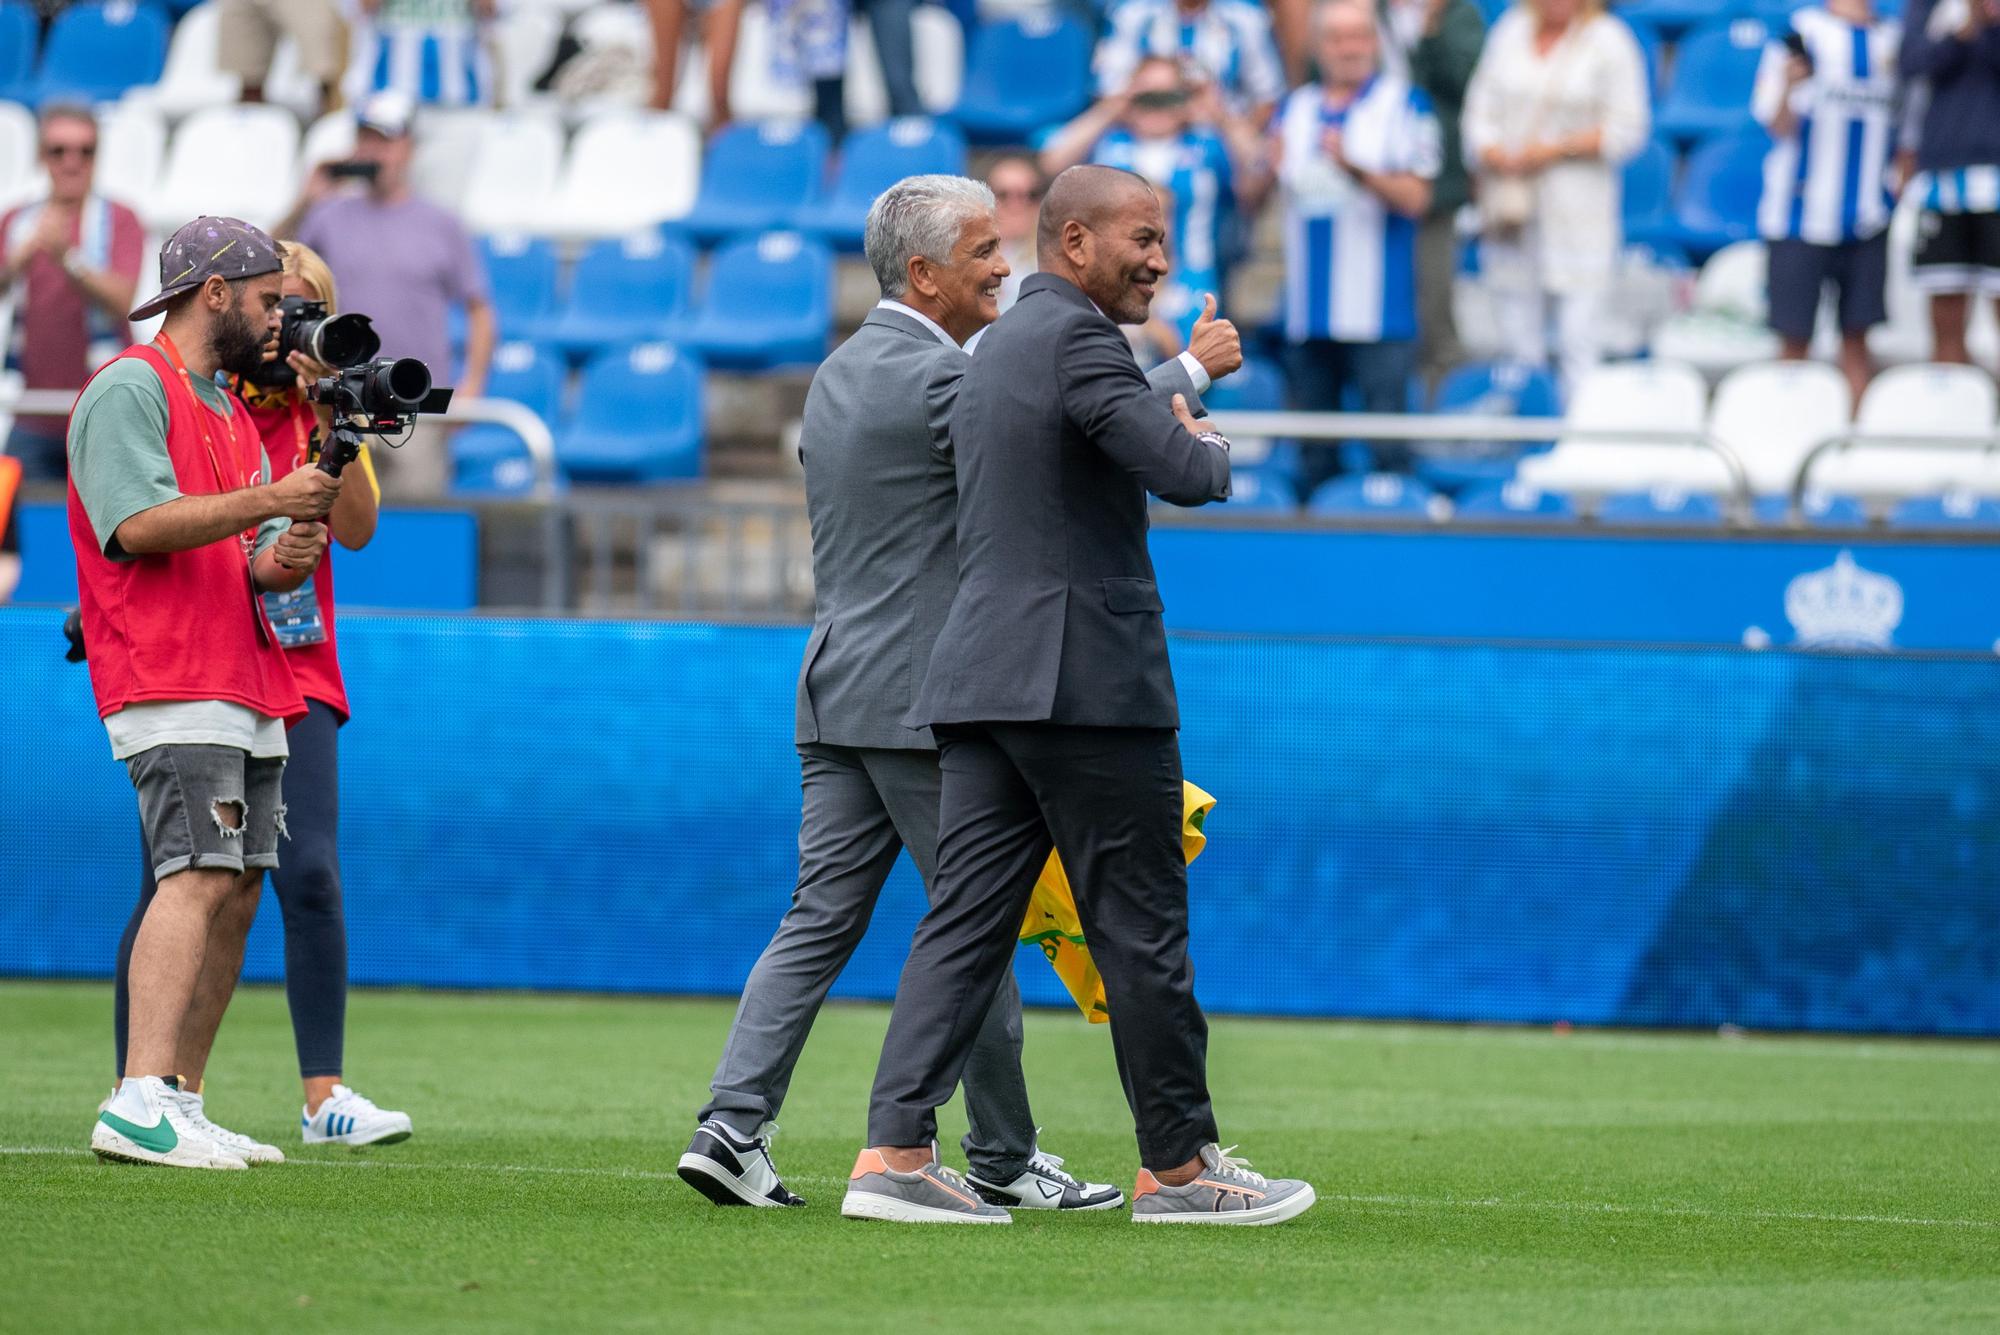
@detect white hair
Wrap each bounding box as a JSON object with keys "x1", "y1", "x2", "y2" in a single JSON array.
[{"x1": 863, "y1": 175, "x2": 995, "y2": 300}]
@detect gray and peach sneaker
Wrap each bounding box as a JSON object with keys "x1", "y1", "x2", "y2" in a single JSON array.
[
  {"x1": 1130, "y1": 1143, "x2": 1317, "y2": 1226},
  {"x1": 841, "y1": 1145, "x2": 1012, "y2": 1225}
]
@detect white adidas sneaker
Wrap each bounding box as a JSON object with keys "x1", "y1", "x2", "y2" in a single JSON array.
[
  {"x1": 967, "y1": 1147, "x2": 1125, "y2": 1211},
  {"x1": 91, "y1": 1077, "x2": 247, "y2": 1170},
  {"x1": 171, "y1": 1088, "x2": 285, "y2": 1165},
  {"x1": 303, "y1": 1084, "x2": 413, "y2": 1146}
]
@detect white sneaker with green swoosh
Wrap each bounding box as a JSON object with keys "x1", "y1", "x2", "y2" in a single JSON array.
[{"x1": 90, "y1": 1076, "x2": 248, "y2": 1170}]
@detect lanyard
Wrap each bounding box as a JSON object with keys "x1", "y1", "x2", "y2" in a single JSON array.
[
  {"x1": 154, "y1": 332, "x2": 258, "y2": 559},
  {"x1": 290, "y1": 396, "x2": 316, "y2": 470}
]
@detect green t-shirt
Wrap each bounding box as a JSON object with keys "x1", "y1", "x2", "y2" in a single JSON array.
[{"x1": 67, "y1": 358, "x2": 287, "y2": 562}]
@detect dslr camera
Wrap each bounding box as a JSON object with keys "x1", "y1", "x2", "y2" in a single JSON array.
[
  {"x1": 306, "y1": 357, "x2": 454, "y2": 477},
  {"x1": 243, "y1": 296, "x2": 381, "y2": 389}
]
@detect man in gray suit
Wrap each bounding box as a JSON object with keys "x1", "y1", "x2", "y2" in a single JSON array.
[
  {"x1": 845, "y1": 166, "x2": 1316, "y2": 1227},
  {"x1": 678, "y1": 174, "x2": 1241, "y2": 1211}
]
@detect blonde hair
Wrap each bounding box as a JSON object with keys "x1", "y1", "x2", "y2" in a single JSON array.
[{"x1": 279, "y1": 238, "x2": 338, "y2": 313}]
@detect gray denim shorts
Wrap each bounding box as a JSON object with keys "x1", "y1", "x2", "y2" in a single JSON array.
[{"x1": 125, "y1": 744, "x2": 288, "y2": 880}]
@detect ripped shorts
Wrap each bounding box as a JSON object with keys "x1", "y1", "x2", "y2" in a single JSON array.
[{"x1": 124, "y1": 744, "x2": 287, "y2": 881}]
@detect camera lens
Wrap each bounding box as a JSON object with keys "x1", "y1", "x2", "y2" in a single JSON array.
[
  {"x1": 308, "y1": 313, "x2": 381, "y2": 368},
  {"x1": 372, "y1": 357, "x2": 432, "y2": 409}
]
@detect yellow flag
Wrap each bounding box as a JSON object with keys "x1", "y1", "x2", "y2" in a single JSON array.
[{"x1": 1018, "y1": 782, "x2": 1215, "y2": 1023}]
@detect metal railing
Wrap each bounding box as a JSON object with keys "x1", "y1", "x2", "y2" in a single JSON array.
[{"x1": 1790, "y1": 431, "x2": 2000, "y2": 522}]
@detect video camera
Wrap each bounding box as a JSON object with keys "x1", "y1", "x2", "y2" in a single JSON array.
[{"x1": 306, "y1": 357, "x2": 454, "y2": 478}]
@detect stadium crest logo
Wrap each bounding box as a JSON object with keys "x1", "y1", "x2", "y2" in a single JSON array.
[{"x1": 1784, "y1": 551, "x2": 1902, "y2": 649}]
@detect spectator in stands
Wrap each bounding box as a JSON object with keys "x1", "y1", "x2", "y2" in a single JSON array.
[
  {"x1": 290, "y1": 92, "x2": 493, "y2": 496},
  {"x1": 647, "y1": 0, "x2": 745, "y2": 124},
  {"x1": 986, "y1": 155, "x2": 1044, "y2": 311},
  {"x1": 1096, "y1": 0, "x2": 1288, "y2": 131},
  {"x1": 0, "y1": 106, "x2": 144, "y2": 482},
  {"x1": 1041, "y1": 55, "x2": 1256, "y2": 339},
  {"x1": 771, "y1": 0, "x2": 923, "y2": 142},
  {"x1": 348, "y1": 0, "x2": 497, "y2": 107},
  {"x1": 1377, "y1": 0, "x2": 1488, "y2": 385},
  {"x1": 1265, "y1": 0, "x2": 1440, "y2": 489},
  {"x1": 218, "y1": 0, "x2": 348, "y2": 110},
  {"x1": 1901, "y1": 0, "x2": 2000, "y2": 368},
  {"x1": 1270, "y1": 0, "x2": 1313, "y2": 83},
  {"x1": 1461, "y1": 0, "x2": 1648, "y2": 389},
  {"x1": 1754, "y1": 1, "x2": 1902, "y2": 404}
]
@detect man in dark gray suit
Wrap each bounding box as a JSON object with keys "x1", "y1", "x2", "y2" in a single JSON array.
[
  {"x1": 844, "y1": 166, "x2": 1316, "y2": 1227},
  {"x1": 679, "y1": 174, "x2": 1240, "y2": 1213}
]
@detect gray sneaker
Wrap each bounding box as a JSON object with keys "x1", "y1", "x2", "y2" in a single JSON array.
[
  {"x1": 841, "y1": 1146, "x2": 1012, "y2": 1225},
  {"x1": 1131, "y1": 1144, "x2": 1317, "y2": 1226}
]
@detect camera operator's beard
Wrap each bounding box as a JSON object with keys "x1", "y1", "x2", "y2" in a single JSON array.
[{"x1": 213, "y1": 307, "x2": 275, "y2": 381}]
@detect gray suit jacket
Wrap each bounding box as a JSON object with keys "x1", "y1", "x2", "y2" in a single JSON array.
[
  {"x1": 795, "y1": 305, "x2": 1204, "y2": 750},
  {"x1": 910, "y1": 274, "x2": 1232, "y2": 732}
]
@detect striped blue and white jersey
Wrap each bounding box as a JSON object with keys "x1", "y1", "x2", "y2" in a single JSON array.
[
  {"x1": 1095, "y1": 0, "x2": 1287, "y2": 117},
  {"x1": 1753, "y1": 7, "x2": 1901, "y2": 244},
  {"x1": 1275, "y1": 77, "x2": 1440, "y2": 344},
  {"x1": 348, "y1": 5, "x2": 493, "y2": 108},
  {"x1": 1090, "y1": 127, "x2": 1234, "y2": 293}
]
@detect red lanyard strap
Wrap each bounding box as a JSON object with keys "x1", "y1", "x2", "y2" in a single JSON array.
[{"x1": 155, "y1": 332, "x2": 258, "y2": 557}]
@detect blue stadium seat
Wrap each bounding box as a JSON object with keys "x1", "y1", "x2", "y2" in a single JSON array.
[
  {"x1": 676, "y1": 232, "x2": 832, "y2": 371},
  {"x1": 1656, "y1": 18, "x2": 1772, "y2": 144},
  {"x1": 452, "y1": 340, "x2": 566, "y2": 495},
  {"x1": 1418, "y1": 360, "x2": 1562, "y2": 493},
  {"x1": 1454, "y1": 480, "x2": 1578, "y2": 521},
  {"x1": 1616, "y1": 0, "x2": 1744, "y2": 37},
  {"x1": 791, "y1": 118, "x2": 967, "y2": 251},
  {"x1": 544, "y1": 231, "x2": 694, "y2": 360},
  {"x1": 1888, "y1": 490, "x2": 2000, "y2": 530},
  {"x1": 1306, "y1": 472, "x2": 1443, "y2": 519},
  {"x1": 1615, "y1": 15, "x2": 1669, "y2": 98},
  {"x1": 1222, "y1": 468, "x2": 1296, "y2": 512},
  {"x1": 1599, "y1": 488, "x2": 1728, "y2": 526},
  {"x1": 952, "y1": 15, "x2": 1094, "y2": 144},
  {"x1": 556, "y1": 341, "x2": 705, "y2": 483},
  {"x1": 0, "y1": 4, "x2": 37, "y2": 104},
  {"x1": 1751, "y1": 491, "x2": 1869, "y2": 527},
  {"x1": 1665, "y1": 128, "x2": 1769, "y2": 258},
  {"x1": 479, "y1": 235, "x2": 561, "y2": 345},
  {"x1": 1622, "y1": 138, "x2": 1679, "y2": 251},
  {"x1": 674, "y1": 120, "x2": 830, "y2": 243},
  {"x1": 32, "y1": 1, "x2": 168, "y2": 105}
]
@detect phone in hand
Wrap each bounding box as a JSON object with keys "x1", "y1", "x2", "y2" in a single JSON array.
[
  {"x1": 326, "y1": 160, "x2": 381, "y2": 182},
  {"x1": 1783, "y1": 30, "x2": 1814, "y2": 73}
]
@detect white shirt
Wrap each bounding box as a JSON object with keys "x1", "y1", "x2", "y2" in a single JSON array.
[
  {"x1": 878, "y1": 298, "x2": 1210, "y2": 390},
  {"x1": 105, "y1": 701, "x2": 289, "y2": 762},
  {"x1": 1461, "y1": 9, "x2": 1651, "y2": 289}
]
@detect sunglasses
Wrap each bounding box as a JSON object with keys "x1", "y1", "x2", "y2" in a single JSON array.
[
  {"x1": 43, "y1": 143, "x2": 96, "y2": 160},
  {"x1": 993, "y1": 187, "x2": 1043, "y2": 204}
]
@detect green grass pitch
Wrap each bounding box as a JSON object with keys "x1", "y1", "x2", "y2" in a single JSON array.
[{"x1": 4, "y1": 980, "x2": 1998, "y2": 1333}]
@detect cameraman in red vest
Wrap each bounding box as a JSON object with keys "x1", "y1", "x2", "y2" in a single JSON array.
[{"x1": 70, "y1": 217, "x2": 341, "y2": 1170}]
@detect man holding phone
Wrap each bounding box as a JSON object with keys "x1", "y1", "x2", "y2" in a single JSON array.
[{"x1": 1753, "y1": 0, "x2": 1903, "y2": 402}]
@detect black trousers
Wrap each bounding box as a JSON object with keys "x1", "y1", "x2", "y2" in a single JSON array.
[
  {"x1": 114, "y1": 699, "x2": 349, "y2": 1080},
  {"x1": 866, "y1": 722, "x2": 1218, "y2": 1170}
]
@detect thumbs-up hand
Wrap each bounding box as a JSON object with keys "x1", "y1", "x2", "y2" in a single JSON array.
[{"x1": 1186, "y1": 292, "x2": 1242, "y2": 383}]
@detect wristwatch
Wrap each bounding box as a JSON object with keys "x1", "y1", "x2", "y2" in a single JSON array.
[{"x1": 1195, "y1": 429, "x2": 1231, "y2": 453}]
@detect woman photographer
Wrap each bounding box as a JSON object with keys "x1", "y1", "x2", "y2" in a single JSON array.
[{"x1": 112, "y1": 242, "x2": 413, "y2": 1151}]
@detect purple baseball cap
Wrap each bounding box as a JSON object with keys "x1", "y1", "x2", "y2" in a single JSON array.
[{"x1": 129, "y1": 216, "x2": 286, "y2": 322}]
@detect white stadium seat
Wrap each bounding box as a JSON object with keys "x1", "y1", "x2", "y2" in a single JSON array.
[
  {"x1": 0, "y1": 100, "x2": 38, "y2": 208},
  {"x1": 298, "y1": 108, "x2": 356, "y2": 172},
  {"x1": 1516, "y1": 360, "x2": 1732, "y2": 494},
  {"x1": 95, "y1": 102, "x2": 168, "y2": 208},
  {"x1": 489, "y1": 5, "x2": 566, "y2": 111},
  {"x1": 537, "y1": 110, "x2": 700, "y2": 240},
  {"x1": 1707, "y1": 360, "x2": 1852, "y2": 495},
  {"x1": 122, "y1": 1, "x2": 241, "y2": 119},
  {"x1": 145, "y1": 104, "x2": 300, "y2": 234},
  {"x1": 1650, "y1": 241, "x2": 1782, "y2": 378},
  {"x1": 1809, "y1": 363, "x2": 2000, "y2": 498},
  {"x1": 460, "y1": 113, "x2": 566, "y2": 235}
]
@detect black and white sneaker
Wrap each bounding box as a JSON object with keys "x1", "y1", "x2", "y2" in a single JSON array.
[
  {"x1": 677, "y1": 1119, "x2": 806, "y2": 1208},
  {"x1": 967, "y1": 1147, "x2": 1125, "y2": 1211}
]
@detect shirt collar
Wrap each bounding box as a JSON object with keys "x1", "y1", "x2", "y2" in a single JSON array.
[{"x1": 875, "y1": 299, "x2": 959, "y2": 348}]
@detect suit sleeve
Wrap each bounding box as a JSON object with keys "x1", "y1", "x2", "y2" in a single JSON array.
[
  {"x1": 1144, "y1": 357, "x2": 1204, "y2": 417},
  {"x1": 923, "y1": 345, "x2": 970, "y2": 457},
  {"x1": 1057, "y1": 316, "x2": 1230, "y2": 507}
]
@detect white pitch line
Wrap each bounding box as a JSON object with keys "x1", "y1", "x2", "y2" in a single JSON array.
[{"x1": 7, "y1": 1146, "x2": 1994, "y2": 1231}]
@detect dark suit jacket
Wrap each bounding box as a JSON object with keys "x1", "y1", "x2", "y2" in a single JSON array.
[
  {"x1": 911, "y1": 273, "x2": 1231, "y2": 731},
  {"x1": 797, "y1": 305, "x2": 1206, "y2": 749}
]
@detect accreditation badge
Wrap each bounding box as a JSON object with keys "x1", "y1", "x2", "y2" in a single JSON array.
[{"x1": 261, "y1": 582, "x2": 329, "y2": 648}]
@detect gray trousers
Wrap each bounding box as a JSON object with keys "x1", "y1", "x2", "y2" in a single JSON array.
[{"x1": 700, "y1": 743, "x2": 1038, "y2": 1181}]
